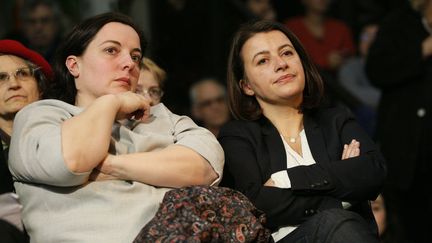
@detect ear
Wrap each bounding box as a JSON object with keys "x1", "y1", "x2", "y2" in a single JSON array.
[
  {"x1": 240, "y1": 79, "x2": 255, "y2": 96},
  {"x1": 65, "y1": 55, "x2": 80, "y2": 78}
]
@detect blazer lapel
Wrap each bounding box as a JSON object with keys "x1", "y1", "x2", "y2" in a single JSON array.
[
  {"x1": 260, "y1": 117, "x2": 288, "y2": 173},
  {"x1": 303, "y1": 113, "x2": 330, "y2": 164}
]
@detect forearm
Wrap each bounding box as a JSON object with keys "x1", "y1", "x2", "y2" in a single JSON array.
[
  {"x1": 286, "y1": 151, "x2": 385, "y2": 201},
  {"x1": 62, "y1": 95, "x2": 120, "y2": 173},
  {"x1": 237, "y1": 181, "x2": 330, "y2": 228},
  {"x1": 105, "y1": 145, "x2": 218, "y2": 188}
]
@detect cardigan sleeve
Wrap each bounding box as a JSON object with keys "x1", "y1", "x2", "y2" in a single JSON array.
[
  {"x1": 8, "y1": 100, "x2": 90, "y2": 187},
  {"x1": 163, "y1": 104, "x2": 224, "y2": 185}
]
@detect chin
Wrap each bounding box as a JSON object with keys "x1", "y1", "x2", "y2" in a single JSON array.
[
  {"x1": 6, "y1": 107, "x2": 23, "y2": 115},
  {"x1": 112, "y1": 87, "x2": 132, "y2": 94}
]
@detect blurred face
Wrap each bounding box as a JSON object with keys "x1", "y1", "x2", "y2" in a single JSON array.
[
  {"x1": 136, "y1": 69, "x2": 162, "y2": 105},
  {"x1": 240, "y1": 30, "x2": 305, "y2": 108},
  {"x1": 302, "y1": 0, "x2": 329, "y2": 14},
  {"x1": 247, "y1": 0, "x2": 275, "y2": 20},
  {"x1": 22, "y1": 4, "x2": 58, "y2": 48},
  {"x1": 0, "y1": 55, "x2": 40, "y2": 118},
  {"x1": 68, "y1": 22, "x2": 142, "y2": 106},
  {"x1": 371, "y1": 194, "x2": 387, "y2": 236},
  {"x1": 193, "y1": 81, "x2": 229, "y2": 128}
]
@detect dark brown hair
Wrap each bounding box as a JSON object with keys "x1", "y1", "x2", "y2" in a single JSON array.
[
  {"x1": 45, "y1": 12, "x2": 146, "y2": 104},
  {"x1": 227, "y1": 20, "x2": 324, "y2": 120}
]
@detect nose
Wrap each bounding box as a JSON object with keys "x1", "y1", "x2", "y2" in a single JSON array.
[
  {"x1": 121, "y1": 54, "x2": 136, "y2": 71},
  {"x1": 274, "y1": 55, "x2": 288, "y2": 72},
  {"x1": 8, "y1": 76, "x2": 21, "y2": 89}
]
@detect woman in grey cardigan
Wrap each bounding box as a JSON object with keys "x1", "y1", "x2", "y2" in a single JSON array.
[{"x1": 8, "y1": 12, "x2": 223, "y2": 243}]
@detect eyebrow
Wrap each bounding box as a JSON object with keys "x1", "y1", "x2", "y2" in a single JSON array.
[
  {"x1": 99, "y1": 40, "x2": 142, "y2": 54},
  {"x1": 251, "y1": 43, "x2": 294, "y2": 62}
]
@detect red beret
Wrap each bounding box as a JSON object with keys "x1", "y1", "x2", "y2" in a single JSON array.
[{"x1": 0, "y1": 39, "x2": 53, "y2": 80}]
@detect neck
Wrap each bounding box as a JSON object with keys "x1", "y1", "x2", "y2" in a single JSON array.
[
  {"x1": 0, "y1": 117, "x2": 14, "y2": 136},
  {"x1": 75, "y1": 93, "x2": 95, "y2": 108},
  {"x1": 262, "y1": 104, "x2": 303, "y2": 137}
]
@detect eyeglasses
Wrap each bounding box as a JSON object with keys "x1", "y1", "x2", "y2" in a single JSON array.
[
  {"x1": 196, "y1": 95, "x2": 226, "y2": 108},
  {"x1": 0, "y1": 67, "x2": 40, "y2": 83},
  {"x1": 138, "y1": 87, "x2": 164, "y2": 100}
]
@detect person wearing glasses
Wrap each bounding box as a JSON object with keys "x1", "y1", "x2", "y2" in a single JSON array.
[
  {"x1": 0, "y1": 39, "x2": 52, "y2": 243},
  {"x1": 190, "y1": 78, "x2": 230, "y2": 136},
  {"x1": 136, "y1": 57, "x2": 165, "y2": 105}
]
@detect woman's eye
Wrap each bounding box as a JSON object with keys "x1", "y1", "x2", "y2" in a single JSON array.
[
  {"x1": 131, "y1": 55, "x2": 142, "y2": 63},
  {"x1": 104, "y1": 47, "x2": 118, "y2": 55},
  {"x1": 282, "y1": 50, "x2": 293, "y2": 56},
  {"x1": 16, "y1": 70, "x2": 26, "y2": 77},
  {"x1": 0, "y1": 73, "x2": 8, "y2": 81},
  {"x1": 257, "y1": 59, "x2": 268, "y2": 65}
]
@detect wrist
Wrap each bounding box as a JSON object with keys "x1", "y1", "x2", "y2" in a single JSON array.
[{"x1": 106, "y1": 154, "x2": 128, "y2": 179}]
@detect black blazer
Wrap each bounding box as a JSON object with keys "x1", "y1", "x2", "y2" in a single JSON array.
[{"x1": 219, "y1": 106, "x2": 386, "y2": 230}]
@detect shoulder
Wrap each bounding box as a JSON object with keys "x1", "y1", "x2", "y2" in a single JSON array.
[
  {"x1": 306, "y1": 106, "x2": 354, "y2": 126},
  {"x1": 17, "y1": 99, "x2": 79, "y2": 116},
  {"x1": 150, "y1": 102, "x2": 171, "y2": 116},
  {"x1": 14, "y1": 99, "x2": 79, "y2": 126},
  {"x1": 219, "y1": 119, "x2": 261, "y2": 138},
  {"x1": 151, "y1": 103, "x2": 193, "y2": 123}
]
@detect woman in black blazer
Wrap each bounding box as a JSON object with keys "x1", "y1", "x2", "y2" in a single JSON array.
[{"x1": 219, "y1": 20, "x2": 386, "y2": 242}]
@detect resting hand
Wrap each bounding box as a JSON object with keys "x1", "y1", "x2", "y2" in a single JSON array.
[
  {"x1": 264, "y1": 178, "x2": 275, "y2": 187},
  {"x1": 114, "y1": 91, "x2": 151, "y2": 121},
  {"x1": 341, "y1": 139, "x2": 360, "y2": 160}
]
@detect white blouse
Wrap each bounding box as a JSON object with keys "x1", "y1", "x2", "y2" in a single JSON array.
[
  {"x1": 270, "y1": 130, "x2": 350, "y2": 242},
  {"x1": 271, "y1": 129, "x2": 315, "y2": 241}
]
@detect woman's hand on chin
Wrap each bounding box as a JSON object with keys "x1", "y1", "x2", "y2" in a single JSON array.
[{"x1": 112, "y1": 92, "x2": 151, "y2": 121}]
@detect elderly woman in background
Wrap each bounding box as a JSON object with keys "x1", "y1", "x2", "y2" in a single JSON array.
[
  {"x1": 0, "y1": 39, "x2": 52, "y2": 242},
  {"x1": 135, "y1": 57, "x2": 166, "y2": 105}
]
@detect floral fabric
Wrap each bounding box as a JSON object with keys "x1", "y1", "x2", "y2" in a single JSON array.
[{"x1": 134, "y1": 186, "x2": 271, "y2": 243}]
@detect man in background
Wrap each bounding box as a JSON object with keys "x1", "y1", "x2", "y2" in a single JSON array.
[
  {"x1": 14, "y1": 0, "x2": 64, "y2": 63},
  {"x1": 190, "y1": 78, "x2": 230, "y2": 137}
]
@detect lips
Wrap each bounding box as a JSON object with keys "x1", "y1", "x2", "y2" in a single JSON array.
[
  {"x1": 6, "y1": 95, "x2": 26, "y2": 102},
  {"x1": 115, "y1": 77, "x2": 131, "y2": 86},
  {"x1": 274, "y1": 74, "x2": 295, "y2": 84}
]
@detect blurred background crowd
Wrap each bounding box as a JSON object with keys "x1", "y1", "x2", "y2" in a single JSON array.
[
  {"x1": 1, "y1": 0, "x2": 431, "y2": 243},
  {"x1": 0, "y1": 0, "x2": 404, "y2": 115}
]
